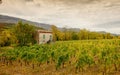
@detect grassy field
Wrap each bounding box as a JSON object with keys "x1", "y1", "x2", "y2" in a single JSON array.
[{"x1": 0, "y1": 39, "x2": 120, "y2": 75}]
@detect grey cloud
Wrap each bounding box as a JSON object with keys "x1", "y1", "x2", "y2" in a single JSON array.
[
  {"x1": 104, "y1": 2, "x2": 120, "y2": 8},
  {"x1": 24, "y1": 0, "x2": 102, "y2": 6},
  {"x1": 95, "y1": 21, "x2": 120, "y2": 28},
  {"x1": 24, "y1": 0, "x2": 119, "y2": 8},
  {"x1": 24, "y1": 0, "x2": 33, "y2": 2},
  {"x1": 52, "y1": 0, "x2": 102, "y2": 5},
  {"x1": 71, "y1": 0, "x2": 101, "y2": 4},
  {"x1": 0, "y1": 0, "x2": 120, "y2": 34}
]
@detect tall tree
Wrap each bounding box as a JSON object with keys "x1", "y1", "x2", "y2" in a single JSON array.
[
  {"x1": 51, "y1": 25, "x2": 61, "y2": 41},
  {"x1": 78, "y1": 29, "x2": 89, "y2": 40},
  {"x1": 13, "y1": 21, "x2": 35, "y2": 46},
  {"x1": 71, "y1": 31, "x2": 79, "y2": 40}
]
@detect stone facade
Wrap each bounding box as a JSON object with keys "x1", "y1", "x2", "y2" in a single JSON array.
[{"x1": 35, "y1": 30, "x2": 53, "y2": 44}]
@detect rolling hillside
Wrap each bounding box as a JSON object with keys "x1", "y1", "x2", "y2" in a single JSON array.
[
  {"x1": 0, "y1": 14, "x2": 81, "y2": 31},
  {"x1": 0, "y1": 14, "x2": 51, "y2": 30}
]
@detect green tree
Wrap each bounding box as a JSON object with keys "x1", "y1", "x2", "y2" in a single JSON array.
[
  {"x1": 13, "y1": 21, "x2": 35, "y2": 46},
  {"x1": 78, "y1": 29, "x2": 89, "y2": 40},
  {"x1": 0, "y1": 29, "x2": 16, "y2": 46},
  {"x1": 51, "y1": 25, "x2": 62, "y2": 41},
  {"x1": 71, "y1": 31, "x2": 79, "y2": 40}
]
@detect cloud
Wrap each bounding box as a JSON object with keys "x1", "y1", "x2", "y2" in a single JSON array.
[
  {"x1": 0, "y1": 0, "x2": 120, "y2": 34},
  {"x1": 103, "y1": 1, "x2": 120, "y2": 8},
  {"x1": 24, "y1": 0, "x2": 33, "y2": 2},
  {"x1": 95, "y1": 21, "x2": 120, "y2": 28},
  {"x1": 65, "y1": 0, "x2": 101, "y2": 4},
  {"x1": 23, "y1": 0, "x2": 102, "y2": 7}
]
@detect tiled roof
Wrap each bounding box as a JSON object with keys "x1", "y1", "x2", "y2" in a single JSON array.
[{"x1": 37, "y1": 30, "x2": 52, "y2": 33}]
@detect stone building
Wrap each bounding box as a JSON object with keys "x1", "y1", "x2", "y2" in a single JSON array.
[{"x1": 35, "y1": 30, "x2": 53, "y2": 44}]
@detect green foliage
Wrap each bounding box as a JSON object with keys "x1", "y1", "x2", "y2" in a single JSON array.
[
  {"x1": 1, "y1": 39, "x2": 120, "y2": 74},
  {"x1": 13, "y1": 21, "x2": 36, "y2": 46},
  {"x1": 0, "y1": 29, "x2": 17, "y2": 46},
  {"x1": 51, "y1": 25, "x2": 62, "y2": 41},
  {"x1": 0, "y1": 21, "x2": 37, "y2": 47},
  {"x1": 51, "y1": 26, "x2": 116, "y2": 41}
]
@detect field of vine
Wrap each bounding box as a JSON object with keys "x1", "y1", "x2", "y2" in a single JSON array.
[{"x1": 0, "y1": 39, "x2": 120, "y2": 75}]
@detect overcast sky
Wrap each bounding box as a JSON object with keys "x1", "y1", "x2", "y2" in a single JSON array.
[{"x1": 0, "y1": 0, "x2": 120, "y2": 34}]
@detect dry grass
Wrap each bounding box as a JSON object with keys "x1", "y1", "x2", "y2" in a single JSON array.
[{"x1": 0, "y1": 62, "x2": 120, "y2": 75}]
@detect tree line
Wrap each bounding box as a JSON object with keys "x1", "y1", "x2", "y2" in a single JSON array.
[
  {"x1": 0, "y1": 21, "x2": 36, "y2": 47},
  {"x1": 0, "y1": 21, "x2": 120, "y2": 47},
  {"x1": 51, "y1": 25, "x2": 119, "y2": 41}
]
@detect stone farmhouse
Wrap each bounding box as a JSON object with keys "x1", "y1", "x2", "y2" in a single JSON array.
[{"x1": 35, "y1": 30, "x2": 53, "y2": 44}]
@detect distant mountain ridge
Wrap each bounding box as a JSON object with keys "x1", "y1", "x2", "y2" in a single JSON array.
[
  {"x1": 0, "y1": 14, "x2": 51, "y2": 30},
  {"x1": 0, "y1": 14, "x2": 81, "y2": 31},
  {"x1": 0, "y1": 14, "x2": 119, "y2": 35}
]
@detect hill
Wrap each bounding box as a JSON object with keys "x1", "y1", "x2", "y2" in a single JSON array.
[
  {"x1": 0, "y1": 14, "x2": 118, "y2": 35},
  {"x1": 0, "y1": 14, "x2": 81, "y2": 31},
  {"x1": 0, "y1": 14, "x2": 51, "y2": 30}
]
